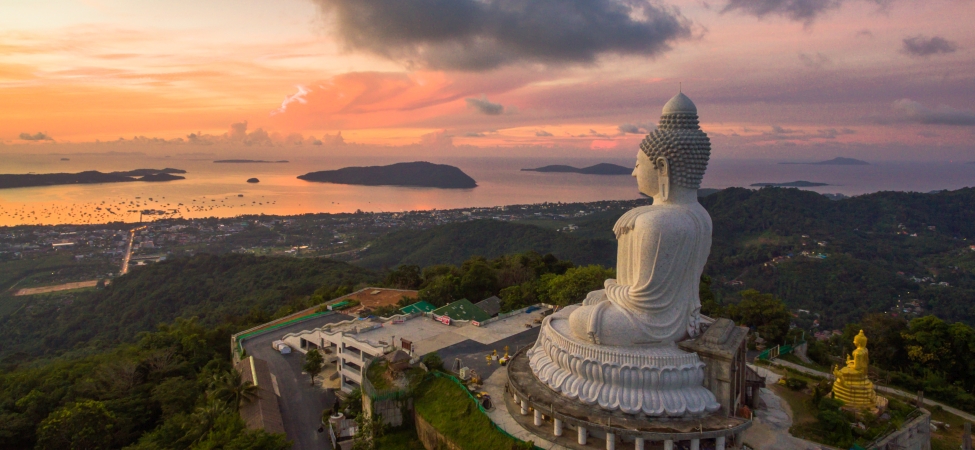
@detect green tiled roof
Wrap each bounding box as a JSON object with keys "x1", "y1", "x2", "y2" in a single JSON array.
[
  {"x1": 431, "y1": 299, "x2": 491, "y2": 322},
  {"x1": 399, "y1": 300, "x2": 436, "y2": 314}
]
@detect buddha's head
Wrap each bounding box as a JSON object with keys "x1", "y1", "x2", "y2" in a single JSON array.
[
  {"x1": 854, "y1": 329, "x2": 868, "y2": 349},
  {"x1": 636, "y1": 92, "x2": 711, "y2": 202}
]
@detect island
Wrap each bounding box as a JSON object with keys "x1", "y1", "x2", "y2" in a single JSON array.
[
  {"x1": 246, "y1": 178, "x2": 260, "y2": 183},
  {"x1": 521, "y1": 163, "x2": 631, "y2": 175},
  {"x1": 297, "y1": 161, "x2": 477, "y2": 189},
  {"x1": 214, "y1": 160, "x2": 289, "y2": 163},
  {"x1": 751, "y1": 181, "x2": 830, "y2": 187},
  {"x1": 0, "y1": 168, "x2": 186, "y2": 189},
  {"x1": 779, "y1": 157, "x2": 869, "y2": 165}
]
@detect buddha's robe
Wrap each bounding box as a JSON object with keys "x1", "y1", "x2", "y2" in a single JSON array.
[{"x1": 569, "y1": 202, "x2": 712, "y2": 345}]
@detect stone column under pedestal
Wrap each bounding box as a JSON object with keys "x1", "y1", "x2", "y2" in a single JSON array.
[
  {"x1": 520, "y1": 400, "x2": 528, "y2": 415},
  {"x1": 554, "y1": 419, "x2": 563, "y2": 436},
  {"x1": 578, "y1": 426, "x2": 588, "y2": 445},
  {"x1": 716, "y1": 436, "x2": 726, "y2": 450},
  {"x1": 606, "y1": 432, "x2": 616, "y2": 450},
  {"x1": 534, "y1": 410, "x2": 542, "y2": 426},
  {"x1": 634, "y1": 437, "x2": 645, "y2": 450},
  {"x1": 664, "y1": 440, "x2": 674, "y2": 450},
  {"x1": 691, "y1": 438, "x2": 700, "y2": 450}
]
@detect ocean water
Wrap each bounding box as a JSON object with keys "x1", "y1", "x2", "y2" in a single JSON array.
[{"x1": 0, "y1": 153, "x2": 973, "y2": 226}]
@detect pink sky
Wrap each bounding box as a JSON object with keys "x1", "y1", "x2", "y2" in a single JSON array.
[{"x1": 1, "y1": 0, "x2": 973, "y2": 160}]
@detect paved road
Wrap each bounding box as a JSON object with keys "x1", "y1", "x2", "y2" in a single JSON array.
[
  {"x1": 767, "y1": 359, "x2": 975, "y2": 423},
  {"x1": 242, "y1": 313, "x2": 352, "y2": 450},
  {"x1": 120, "y1": 228, "x2": 135, "y2": 274},
  {"x1": 436, "y1": 326, "x2": 541, "y2": 381}
]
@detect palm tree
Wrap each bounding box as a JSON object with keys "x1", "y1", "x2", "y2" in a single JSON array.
[{"x1": 209, "y1": 370, "x2": 259, "y2": 409}]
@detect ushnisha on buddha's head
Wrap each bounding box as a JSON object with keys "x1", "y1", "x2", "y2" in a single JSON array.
[
  {"x1": 633, "y1": 93, "x2": 711, "y2": 204},
  {"x1": 633, "y1": 92, "x2": 711, "y2": 204}
]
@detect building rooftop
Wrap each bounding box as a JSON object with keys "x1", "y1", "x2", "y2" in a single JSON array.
[
  {"x1": 475, "y1": 296, "x2": 502, "y2": 317},
  {"x1": 400, "y1": 300, "x2": 436, "y2": 315},
  {"x1": 432, "y1": 299, "x2": 492, "y2": 322}
]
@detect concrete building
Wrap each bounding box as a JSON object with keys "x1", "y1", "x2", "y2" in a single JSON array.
[{"x1": 281, "y1": 316, "x2": 394, "y2": 392}]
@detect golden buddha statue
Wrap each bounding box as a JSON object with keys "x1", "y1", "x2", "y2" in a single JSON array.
[{"x1": 832, "y1": 330, "x2": 884, "y2": 410}]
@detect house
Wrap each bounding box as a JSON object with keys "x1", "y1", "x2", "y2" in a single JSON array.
[{"x1": 475, "y1": 296, "x2": 502, "y2": 317}]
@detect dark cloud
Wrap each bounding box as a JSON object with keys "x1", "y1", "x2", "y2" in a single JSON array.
[
  {"x1": 901, "y1": 35, "x2": 958, "y2": 57},
  {"x1": 579, "y1": 129, "x2": 610, "y2": 138},
  {"x1": 766, "y1": 125, "x2": 802, "y2": 135},
  {"x1": 722, "y1": 0, "x2": 844, "y2": 24},
  {"x1": 721, "y1": 0, "x2": 890, "y2": 24},
  {"x1": 465, "y1": 97, "x2": 505, "y2": 115},
  {"x1": 798, "y1": 52, "x2": 830, "y2": 69},
  {"x1": 465, "y1": 132, "x2": 486, "y2": 137},
  {"x1": 815, "y1": 128, "x2": 856, "y2": 139},
  {"x1": 855, "y1": 29, "x2": 873, "y2": 38},
  {"x1": 535, "y1": 130, "x2": 553, "y2": 137},
  {"x1": 618, "y1": 124, "x2": 641, "y2": 134},
  {"x1": 312, "y1": 0, "x2": 692, "y2": 71},
  {"x1": 617, "y1": 123, "x2": 656, "y2": 134},
  {"x1": 893, "y1": 99, "x2": 975, "y2": 126},
  {"x1": 19, "y1": 132, "x2": 52, "y2": 141}
]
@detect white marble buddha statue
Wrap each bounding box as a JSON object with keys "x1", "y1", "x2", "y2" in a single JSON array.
[
  {"x1": 568, "y1": 93, "x2": 711, "y2": 346},
  {"x1": 528, "y1": 93, "x2": 720, "y2": 417}
]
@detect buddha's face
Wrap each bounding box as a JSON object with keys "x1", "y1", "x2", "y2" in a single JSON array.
[{"x1": 634, "y1": 151, "x2": 659, "y2": 197}]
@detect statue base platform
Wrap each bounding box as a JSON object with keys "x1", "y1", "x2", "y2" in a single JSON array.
[
  {"x1": 527, "y1": 305, "x2": 721, "y2": 417},
  {"x1": 840, "y1": 396, "x2": 889, "y2": 416},
  {"x1": 507, "y1": 346, "x2": 751, "y2": 449}
]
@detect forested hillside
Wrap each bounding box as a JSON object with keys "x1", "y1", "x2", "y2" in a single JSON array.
[
  {"x1": 353, "y1": 187, "x2": 975, "y2": 328},
  {"x1": 353, "y1": 219, "x2": 616, "y2": 269},
  {"x1": 699, "y1": 187, "x2": 975, "y2": 327},
  {"x1": 0, "y1": 254, "x2": 378, "y2": 360}
]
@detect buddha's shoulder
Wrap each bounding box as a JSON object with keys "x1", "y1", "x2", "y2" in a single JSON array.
[{"x1": 633, "y1": 204, "x2": 711, "y2": 227}]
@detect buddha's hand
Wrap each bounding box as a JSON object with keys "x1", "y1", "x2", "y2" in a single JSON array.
[{"x1": 582, "y1": 289, "x2": 607, "y2": 306}]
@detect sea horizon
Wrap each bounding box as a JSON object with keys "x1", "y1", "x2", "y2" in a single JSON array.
[{"x1": 1, "y1": 153, "x2": 973, "y2": 227}]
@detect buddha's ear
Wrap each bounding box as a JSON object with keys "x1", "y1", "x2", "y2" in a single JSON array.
[
  {"x1": 655, "y1": 157, "x2": 670, "y2": 201},
  {"x1": 655, "y1": 157, "x2": 669, "y2": 176}
]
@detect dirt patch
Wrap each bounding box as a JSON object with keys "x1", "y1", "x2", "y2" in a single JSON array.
[
  {"x1": 339, "y1": 288, "x2": 417, "y2": 310},
  {"x1": 15, "y1": 280, "x2": 98, "y2": 296}
]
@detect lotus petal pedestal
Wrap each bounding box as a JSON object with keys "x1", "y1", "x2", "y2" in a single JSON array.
[{"x1": 528, "y1": 306, "x2": 721, "y2": 418}]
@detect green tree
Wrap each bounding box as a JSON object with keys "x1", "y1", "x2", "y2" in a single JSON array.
[
  {"x1": 303, "y1": 350, "x2": 324, "y2": 386},
  {"x1": 499, "y1": 281, "x2": 540, "y2": 313},
  {"x1": 421, "y1": 352, "x2": 443, "y2": 371},
  {"x1": 385, "y1": 265, "x2": 422, "y2": 289},
  {"x1": 540, "y1": 265, "x2": 615, "y2": 306},
  {"x1": 840, "y1": 314, "x2": 908, "y2": 370},
  {"x1": 36, "y1": 400, "x2": 118, "y2": 450},
  {"x1": 815, "y1": 397, "x2": 853, "y2": 448},
  {"x1": 351, "y1": 412, "x2": 384, "y2": 450},
  {"x1": 699, "y1": 275, "x2": 723, "y2": 317},
  {"x1": 418, "y1": 274, "x2": 460, "y2": 307},
  {"x1": 727, "y1": 289, "x2": 791, "y2": 346},
  {"x1": 458, "y1": 259, "x2": 499, "y2": 302},
  {"x1": 209, "y1": 370, "x2": 260, "y2": 409}
]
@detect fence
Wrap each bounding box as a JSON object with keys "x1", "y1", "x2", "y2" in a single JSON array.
[
  {"x1": 232, "y1": 311, "x2": 336, "y2": 359},
  {"x1": 426, "y1": 371, "x2": 540, "y2": 449},
  {"x1": 473, "y1": 304, "x2": 541, "y2": 327},
  {"x1": 757, "y1": 341, "x2": 805, "y2": 361},
  {"x1": 361, "y1": 358, "x2": 419, "y2": 402}
]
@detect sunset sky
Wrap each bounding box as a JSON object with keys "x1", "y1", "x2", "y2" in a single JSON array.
[{"x1": 1, "y1": 0, "x2": 973, "y2": 160}]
